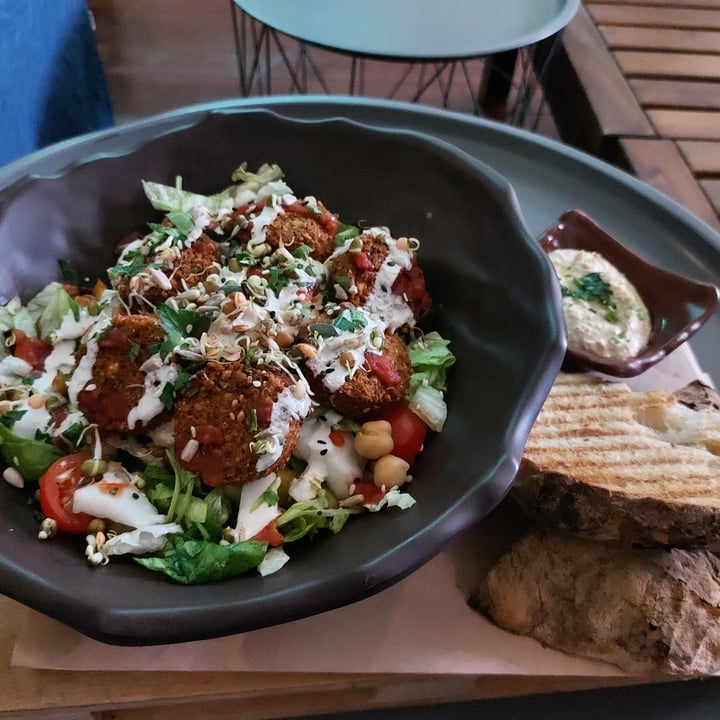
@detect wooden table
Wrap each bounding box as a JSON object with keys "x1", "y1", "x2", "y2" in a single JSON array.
[
  {"x1": 0, "y1": 595, "x2": 648, "y2": 720},
  {"x1": 543, "y1": 0, "x2": 720, "y2": 229},
  {"x1": 3, "y1": 96, "x2": 720, "y2": 718}
]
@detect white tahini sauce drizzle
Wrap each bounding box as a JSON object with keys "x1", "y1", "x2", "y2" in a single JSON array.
[
  {"x1": 126, "y1": 353, "x2": 178, "y2": 430},
  {"x1": 290, "y1": 411, "x2": 365, "y2": 501},
  {"x1": 363, "y1": 229, "x2": 415, "y2": 332},
  {"x1": 255, "y1": 384, "x2": 313, "y2": 472}
]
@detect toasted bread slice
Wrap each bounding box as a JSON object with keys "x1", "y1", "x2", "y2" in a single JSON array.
[
  {"x1": 471, "y1": 529, "x2": 720, "y2": 677},
  {"x1": 512, "y1": 373, "x2": 720, "y2": 548}
]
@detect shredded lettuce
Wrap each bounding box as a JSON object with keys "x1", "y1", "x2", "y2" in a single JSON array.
[
  {"x1": 230, "y1": 161, "x2": 284, "y2": 190},
  {"x1": 142, "y1": 163, "x2": 286, "y2": 216},
  {"x1": 257, "y1": 546, "x2": 290, "y2": 576},
  {"x1": 26, "y1": 282, "x2": 79, "y2": 341},
  {"x1": 0, "y1": 296, "x2": 38, "y2": 338},
  {"x1": 102, "y1": 523, "x2": 183, "y2": 558},
  {"x1": 364, "y1": 486, "x2": 416, "y2": 512},
  {"x1": 277, "y1": 489, "x2": 354, "y2": 542},
  {"x1": 406, "y1": 331, "x2": 456, "y2": 431},
  {"x1": 407, "y1": 331, "x2": 456, "y2": 393}
]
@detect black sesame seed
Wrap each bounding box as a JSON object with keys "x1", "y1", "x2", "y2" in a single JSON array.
[
  {"x1": 317, "y1": 439, "x2": 327, "y2": 445},
  {"x1": 320, "y1": 449, "x2": 328, "y2": 456},
  {"x1": 132, "y1": 492, "x2": 140, "y2": 499},
  {"x1": 381, "y1": 284, "x2": 388, "y2": 292}
]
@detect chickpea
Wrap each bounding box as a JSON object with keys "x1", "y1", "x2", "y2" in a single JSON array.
[
  {"x1": 339, "y1": 351, "x2": 355, "y2": 369},
  {"x1": 275, "y1": 330, "x2": 294, "y2": 348},
  {"x1": 296, "y1": 343, "x2": 318, "y2": 359},
  {"x1": 354, "y1": 420, "x2": 394, "y2": 459},
  {"x1": 373, "y1": 454, "x2": 410, "y2": 489},
  {"x1": 27, "y1": 393, "x2": 46, "y2": 410}
]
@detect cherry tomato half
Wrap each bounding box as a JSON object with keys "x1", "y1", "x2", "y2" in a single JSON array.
[
  {"x1": 39, "y1": 452, "x2": 95, "y2": 534},
  {"x1": 373, "y1": 402, "x2": 427, "y2": 465},
  {"x1": 252, "y1": 520, "x2": 285, "y2": 547}
]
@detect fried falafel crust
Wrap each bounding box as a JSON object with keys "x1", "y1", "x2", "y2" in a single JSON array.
[
  {"x1": 173, "y1": 361, "x2": 302, "y2": 486},
  {"x1": 115, "y1": 234, "x2": 221, "y2": 308},
  {"x1": 326, "y1": 232, "x2": 432, "y2": 321},
  {"x1": 265, "y1": 210, "x2": 336, "y2": 261},
  {"x1": 76, "y1": 314, "x2": 168, "y2": 434},
  {"x1": 326, "y1": 232, "x2": 388, "y2": 306},
  {"x1": 308, "y1": 332, "x2": 412, "y2": 420}
]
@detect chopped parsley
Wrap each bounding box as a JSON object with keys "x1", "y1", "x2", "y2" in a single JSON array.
[
  {"x1": 332, "y1": 308, "x2": 367, "y2": 333},
  {"x1": 562, "y1": 272, "x2": 619, "y2": 323},
  {"x1": 107, "y1": 249, "x2": 150, "y2": 281},
  {"x1": 150, "y1": 304, "x2": 210, "y2": 359},
  {"x1": 159, "y1": 367, "x2": 197, "y2": 410},
  {"x1": 334, "y1": 223, "x2": 360, "y2": 245},
  {"x1": 291, "y1": 244, "x2": 313, "y2": 259}
]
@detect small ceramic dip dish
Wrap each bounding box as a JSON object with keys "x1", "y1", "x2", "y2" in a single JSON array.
[{"x1": 539, "y1": 209, "x2": 720, "y2": 377}]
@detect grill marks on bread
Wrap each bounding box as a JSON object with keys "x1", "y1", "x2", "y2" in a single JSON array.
[{"x1": 514, "y1": 373, "x2": 720, "y2": 547}]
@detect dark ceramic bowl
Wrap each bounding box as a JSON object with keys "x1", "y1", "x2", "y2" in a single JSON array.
[
  {"x1": 0, "y1": 109, "x2": 565, "y2": 645},
  {"x1": 539, "y1": 209, "x2": 720, "y2": 378}
]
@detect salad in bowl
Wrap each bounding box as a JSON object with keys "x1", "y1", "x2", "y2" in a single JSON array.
[{"x1": 0, "y1": 162, "x2": 454, "y2": 584}]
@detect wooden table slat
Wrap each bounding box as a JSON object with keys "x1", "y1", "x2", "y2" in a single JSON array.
[
  {"x1": 543, "y1": 3, "x2": 720, "y2": 227},
  {"x1": 617, "y1": 137, "x2": 720, "y2": 227},
  {"x1": 630, "y1": 79, "x2": 720, "y2": 110},
  {"x1": 647, "y1": 108, "x2": 720, "y2": 139},
  {"x1": 587, "y1": 4, "x2": 720, "y2": 29},
  {"x1": 601, "y1": 24, "x2": 720, "y2": 52},
  {"x1": 700, "y1": 179, "x2": 720, "y2": 214},
  {"x1": 590, "y1": 0, "x2": 720, "y2": 7},
  {"x1": 540, "y1": 2, "x2": 655, "y2": 153},
  {"x1": 678, "y1": 139, "x2": 720, "y2": 173},
  {"x1": 615, "y1": 50, "x2": 720, "y2": 81}
]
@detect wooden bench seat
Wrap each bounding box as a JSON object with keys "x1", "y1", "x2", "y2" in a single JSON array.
[{"x1": 543, "y1": 0, "x2": 720, "y2": 229}]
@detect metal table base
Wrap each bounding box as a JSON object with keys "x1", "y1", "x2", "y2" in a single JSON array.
[{"x1": 229, "y1": 1, "x2": 566, "y2": 127}]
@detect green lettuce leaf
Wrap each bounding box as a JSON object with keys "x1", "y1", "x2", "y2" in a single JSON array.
[
  {"x1": 142, "y1": 178, "x2": 234, "y2": 215},
  {"x1": 276, "y1": 489, "x2": 353, "y2": 542},
  {"x1": 26, "y1": 282, "x2": 79, "y2": 341},
  {"x1": 142, "y1": 163, "x2": 285, "y2": 216},
  {"x1": 135, "y1": 536, "x2": 267, "y2": 584},
  {"x1": 0, "y1": 423, "x2": 62, "y2": 481},
  {"x1": 407, "y1": 331, "x2": 456, "y2": 393},
  {"x1": 406, "y1": 331, "x2": 456, "y2": 432},
  {"x1": 0, "y1": 297, "x2": 38, "y2": 338}
]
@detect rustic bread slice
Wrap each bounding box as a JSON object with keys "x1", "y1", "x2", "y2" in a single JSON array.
[
  {"x1": 471, "y1": 529, "x2": 720, "y2": 677},
  {"x1": 512, "y1": 373, "x2": 720, "y2": 548}
]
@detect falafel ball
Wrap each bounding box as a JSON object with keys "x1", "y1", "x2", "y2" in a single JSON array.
[
  {"x1": 173, "y1": 361, "x2": 310, "y2": 486},
  {"x1": 325, "y1": 232, "x2": 432, "y2": 321},
  {"x1": 264, "y1": 204, "x2": 337, "y2": 261},
  {"x1": 115, "y1": 233, "x2": 221, "y2": 308},
  {"x1": 75, "y1": 314, "x2": 168, "y2": 434},
  {"x1": 307, "y1": 332, "x2": 412, "y2": 420}
]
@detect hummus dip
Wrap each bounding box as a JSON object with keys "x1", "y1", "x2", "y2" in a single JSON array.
[{"x1": 548, "y1": 248, "x2": 652, "y2": 360}]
